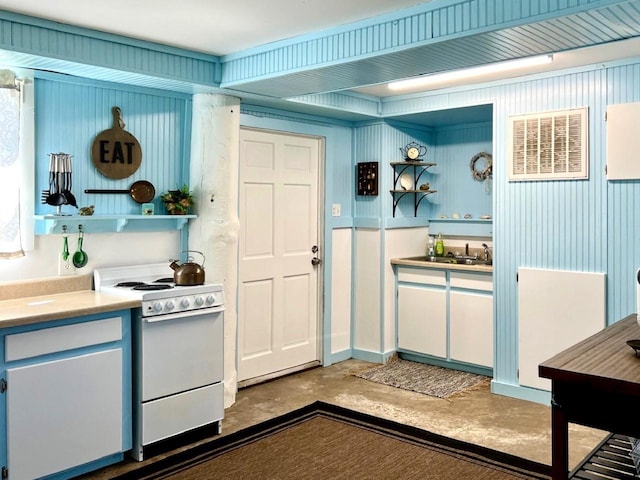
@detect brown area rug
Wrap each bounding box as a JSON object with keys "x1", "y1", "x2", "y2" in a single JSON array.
[
  {"x1": 355, "y1": 356, "x2": 490, "y2": 398},
  {"x1": 112, "y1": 401, "x2": 550, "y2": 480}
]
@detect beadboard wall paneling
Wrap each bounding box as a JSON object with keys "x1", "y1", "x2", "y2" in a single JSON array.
[
  {"x1": 0, "y1": 11, "x2": 220, "y2": 91},
  {"x1": 353, "y1": 122, "x2": 433, "y2": 223},
  {"x1": 430, "y1": 122, "x2": 493, "y2": 221},
  {"x1": 35, "y1": 75, "x2": 192, "y2": 218},
  {"x1": 494, "y1": 70, "x2": 608, "y2": 387},
  {"x1": 220, "y1": 0, "x2": 640, "y2": 97},
  {"x1": 375, "y1": 68, "x2": 611, "y2": 390}
]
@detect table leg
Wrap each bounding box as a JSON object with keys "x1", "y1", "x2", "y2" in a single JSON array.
[{"x1": 551, "y1": 394, "x2": 569, "y2": 480}]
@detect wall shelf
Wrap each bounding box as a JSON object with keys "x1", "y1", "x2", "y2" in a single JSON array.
[
  {"x1": 428, "y1": 218, "x2": 492, "y2": 237},
  {"x1": 34, "y1": 214, "x2": 196, "y2": 235},
  {"x1": 390, "y1": 161, "x2": 437, "y2": 217}
]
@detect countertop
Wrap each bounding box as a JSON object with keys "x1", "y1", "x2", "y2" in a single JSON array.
[
  {"x1": 391, "y1": 256, "x2": 493, "y2": 273},
  {"x1": 0, "y1": 290, "x2": 140, "y2": 329}
]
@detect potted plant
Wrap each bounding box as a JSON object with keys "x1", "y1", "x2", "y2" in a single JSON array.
[{"x1": 161, "y1": 184, "x2": 194, "y2": 215}]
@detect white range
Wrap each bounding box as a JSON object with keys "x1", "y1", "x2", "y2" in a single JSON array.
[{"x1": 94, "y1": 263, "x2": 225, "y2": 461}]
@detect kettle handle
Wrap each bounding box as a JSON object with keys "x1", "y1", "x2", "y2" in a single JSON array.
[{"x1": 181, "y1": 250, "x2": 205, "y2": 267}]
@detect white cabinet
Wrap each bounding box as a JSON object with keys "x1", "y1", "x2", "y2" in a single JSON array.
[
  {"x1": 449, "y1": 272, "x2": 493, "y2": 368},
  {"x1": 1, "y1": 313, "x2": 131, "y2": 480},
  {"x1": 7, "y1": 350, "x2": 123, "y2": 480},
  {"x1": 396, "y1": 266, "x2": 493, "y2": 371},
  {"x1": 606, "y1": 102, "x2": 640, "y2": 179},
  {"x1": 450, "y1": 291, "x2": 493, "y2": 367},
  {"x1": 397, "y1": 285, "x2": 447, "y2": 357}
]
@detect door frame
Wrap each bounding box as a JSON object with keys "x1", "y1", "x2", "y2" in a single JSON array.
[{"x1": 237, "y1": 125, "x2": 326, "y2": 383}]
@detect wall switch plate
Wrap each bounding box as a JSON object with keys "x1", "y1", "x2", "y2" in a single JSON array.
[
  {"x1": 332, "y1": 204, "x2": 341, "y2": 217},
  {"x1": 58, "y1": 254, "x2": 76, "y2": 276}
]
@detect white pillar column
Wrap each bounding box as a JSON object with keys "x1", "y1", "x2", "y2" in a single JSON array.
[{"x1": 189, "y1": 93, "x2": 240, "y2": 408}]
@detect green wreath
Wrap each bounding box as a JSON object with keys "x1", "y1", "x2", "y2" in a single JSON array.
[{"x1": 470, "y1": 152, "x2": 492, "y2": 182}]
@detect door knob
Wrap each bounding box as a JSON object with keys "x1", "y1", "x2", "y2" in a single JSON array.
[{"x1": 311, "y1": 257, "x2": 322, "y2": 266}]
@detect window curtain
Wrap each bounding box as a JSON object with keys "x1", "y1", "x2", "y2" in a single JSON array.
[{"x1": 0, "y1": 70, "x2": 24, "y2": 258}]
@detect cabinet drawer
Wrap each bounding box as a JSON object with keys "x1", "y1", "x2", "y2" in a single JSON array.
[
  {"x1": 450, "y1": 272, "x2": 493, "y2": 291},
  {"x1": 5, "y1": 316, "x2": 122, "y2": 362},
  {"x1": 397, "y1": 267, "x2": 446, "y2": 286},
  {"x1": 142, "y1": 382, "x2": 224, "y2": 445}
]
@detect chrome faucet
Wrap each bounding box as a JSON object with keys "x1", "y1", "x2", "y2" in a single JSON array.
[{"x1": 482, "y1": 243, "x2": 491, "y2": 261}]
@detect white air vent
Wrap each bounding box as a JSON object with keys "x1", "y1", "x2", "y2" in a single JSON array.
[{"x1": 509, "y1": 107, "x2": 588, "y2": 181}]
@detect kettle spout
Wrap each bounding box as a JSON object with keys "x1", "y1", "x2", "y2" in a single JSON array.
[{"x1": 169, "y1": 260, "x2": 180, "y2": 271}]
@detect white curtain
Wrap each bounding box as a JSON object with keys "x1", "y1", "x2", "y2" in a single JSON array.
[{"x1": 0, "y1": 79, "x2": 23, "y2": 258}]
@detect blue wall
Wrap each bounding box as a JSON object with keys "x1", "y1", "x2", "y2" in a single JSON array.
[
  {"x1": 35, "y1": 72, "x2": 192, "y2": 217},
  {"x1": 28, "y1": 58, "x2": 640, "y2": 402},
  {"x1": 430, "y1": 122, "x2": 493, "y2": 220},
  {"x1": 355, "y1": 60, "x2": 640, "y2": 399},
  {"x1": 352, "y1": 120, "x2": 493, "y2": 227},
  {"x1": 10, "y1": 5, "x2": 640, "y2": 402}
]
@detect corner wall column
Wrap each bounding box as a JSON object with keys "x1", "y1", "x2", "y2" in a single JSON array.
[{"x1": 189, "y1": 93, "x2": 241, "y2": 408}]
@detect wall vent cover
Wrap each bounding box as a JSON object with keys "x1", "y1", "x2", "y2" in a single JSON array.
[{"x1": 508, "y1": 107, "x2": 588, "y2": 181}]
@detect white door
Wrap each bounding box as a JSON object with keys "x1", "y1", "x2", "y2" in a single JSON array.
[{"x1": 238, "y1": 128, "x2": 322, "y2": 383}]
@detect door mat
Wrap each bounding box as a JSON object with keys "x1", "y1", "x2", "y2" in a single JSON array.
[
  {"x1": 355, "y1": 356, "x2": 490, "y2": 399},
  {"x1": 111, "y1": 401, "x2": 550, "y2": 480}
]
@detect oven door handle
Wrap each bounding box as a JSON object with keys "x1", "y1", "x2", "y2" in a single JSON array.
[{"x1": 143, "y1": 306, "x2": 225, "y2": 323}]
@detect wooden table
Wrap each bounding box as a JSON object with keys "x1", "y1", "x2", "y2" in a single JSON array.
[{"x1": 539, "y1": 314, "x2": 640, "y2": 480}]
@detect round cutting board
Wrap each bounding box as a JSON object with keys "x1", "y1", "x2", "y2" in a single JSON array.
[{"x1": 91, "y1": 106, "x2": 142, "y2": 179}]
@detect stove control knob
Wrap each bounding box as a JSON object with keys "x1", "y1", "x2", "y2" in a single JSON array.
[
  {"x1": 153, "y1": 301, "x2": 163, "y2": 313},
  {"x1": 165, "y1": 300, "x2": 175, "y2": 311},
  {"x1": 180, "y1": 298, "x2": 190, "y2": 308},
  {"x1": 206, "y1": 294, "x2": 216, "y2": 305},
  {"x1": 195, "y1": 296, "x2": 205, "y2": 306}
]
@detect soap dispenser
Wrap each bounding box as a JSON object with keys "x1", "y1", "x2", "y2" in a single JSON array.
[
  {"x1": 427, "y1": 236, "x2": 435, "y2": 257},
  {"x1": 435, "y1": 233, "x2": 445, "y2": 256}
]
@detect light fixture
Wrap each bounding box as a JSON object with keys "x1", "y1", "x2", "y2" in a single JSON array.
[{"x1": 388, "y1": 54, "x2": 553, "y2": 91}]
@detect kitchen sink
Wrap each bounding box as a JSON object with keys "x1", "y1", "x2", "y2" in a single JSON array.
[{"x1": 425, "y1": 256, "x2": 490, "y2": 266}]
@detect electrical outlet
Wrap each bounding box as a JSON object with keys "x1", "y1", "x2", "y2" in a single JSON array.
[
  {"x1": 58, "y1": 254, "x2": 76, "y2": 276},
  {"x1": 332, "y1": 203, "x2": 341, "y2": 217}
]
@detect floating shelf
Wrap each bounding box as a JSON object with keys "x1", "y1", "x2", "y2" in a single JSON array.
[
  {"x1": 428, "y1": 218, "x2": 492, "y2": 237},
  {"x1": 390, "y1": 190, "x2": 437, "y2": 217},
  {"x1": 34, "y1": 214, "x2": 197, "y2": 235}
]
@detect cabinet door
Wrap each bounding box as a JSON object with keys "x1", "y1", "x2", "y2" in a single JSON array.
[
  {"x1": 450, "y1": 291, "x2": 493, "y2": 367},
  {"x1": 397, "y1": 284, "x2": 447, "y2": 357},
  {"x1": 7, "y1": 349, "x2": 122, "y2": 480},
  {"x1": 607, "y1": 102, "x2": 640, "y2": 179}
]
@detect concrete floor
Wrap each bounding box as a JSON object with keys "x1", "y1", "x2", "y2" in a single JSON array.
[{"x1": 85, "y1": 359, "x2": 607, "y2": 478}]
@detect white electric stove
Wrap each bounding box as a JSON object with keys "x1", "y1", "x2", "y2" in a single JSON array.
[{"x1": 94, "y1": 263, "x2": 225, "y2": 461}]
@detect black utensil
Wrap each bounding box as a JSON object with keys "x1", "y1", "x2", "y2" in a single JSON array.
[{"x1": 61, "y1": 154, "x2": 77, "y2": 207}]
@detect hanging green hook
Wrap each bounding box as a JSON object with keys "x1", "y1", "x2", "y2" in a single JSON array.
[{"x1": 62, "y1": 225, "x2": 69, "y2": 261}]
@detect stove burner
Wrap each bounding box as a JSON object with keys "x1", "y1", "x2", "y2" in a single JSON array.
[
  {"x1": 133, "y1": 284, "x2": 174, "y2": 291},
  {"x1": 115, "y1": 281, "x2": 147, "y2": 287},
  {"x1": 154, "y1": 277, "x2": 175, "y2": 284}
]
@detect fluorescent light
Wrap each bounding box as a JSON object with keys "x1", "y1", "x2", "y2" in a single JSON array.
[{"x1": 388, "y1": 55, "x2": 553, "y2": 91}]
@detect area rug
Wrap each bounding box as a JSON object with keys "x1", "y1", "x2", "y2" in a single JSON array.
[
  {"x1": 355, "y1": 356, "x2": 490, "y2": 398},
  {"x1": 112, "y1": 401, "x2": 550, "y2": 480}
]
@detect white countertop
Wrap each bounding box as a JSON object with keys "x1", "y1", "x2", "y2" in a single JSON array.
[
  {"x1": 391, "y1": 256, "x2": 493, "y2": 273},
  {"x1": 0, "y1": 290, "x2": 140, "y2": 329}
]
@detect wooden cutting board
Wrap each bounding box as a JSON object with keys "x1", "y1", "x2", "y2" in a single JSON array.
[{"x1": 91, "y1": 106, "x2": 142, "y2": 179}]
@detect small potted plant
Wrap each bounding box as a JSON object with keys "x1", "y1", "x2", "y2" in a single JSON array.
[{"x1": 161, "y1": 184, "x2": 194, "y2": 215}]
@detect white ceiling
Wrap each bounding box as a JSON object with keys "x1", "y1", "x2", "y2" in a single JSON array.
[{"x1": 0, "y1": 0, "x2": 427, "y2": 56}]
